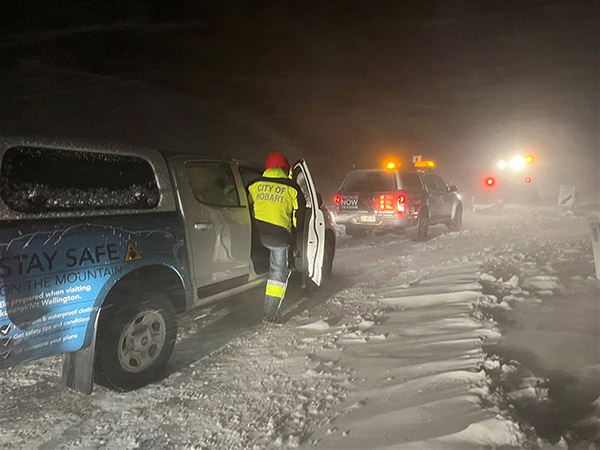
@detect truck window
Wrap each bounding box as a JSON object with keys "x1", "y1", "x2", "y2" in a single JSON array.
[
  {"x1": 0, "y1": 146, "x2": 160, "y2": 213},
  {"x1": 401, "y1": 173, "x2": 423, "y2": 190},
  {"x1": 186, "y1": 162, "x2": 240, "y2": 207},
  {"x1": 423, "y1": 175, "x2": 439, "y2": 192},
  {"x1": 240, "y1": 166, "x2": 262, "y2": 188},
  {"x1": 340, "y1": 171, "x2": 397, "y2": 191},
  {"x1": 433, "y1": 175, "x2": 448, "y2": 191}
]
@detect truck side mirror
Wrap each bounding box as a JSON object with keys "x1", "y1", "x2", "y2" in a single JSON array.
[{"x1": 448, "y1": 185, "x2": 458, "y2": 192}]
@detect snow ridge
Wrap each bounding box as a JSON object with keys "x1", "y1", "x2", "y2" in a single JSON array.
[{"x1": 307, "y1": 263, "x2": 527, "y2": 449}]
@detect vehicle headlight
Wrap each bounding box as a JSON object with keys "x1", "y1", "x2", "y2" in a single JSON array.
[{"x1": 509, "y1": 156, "x2": 526, "y2": 171}]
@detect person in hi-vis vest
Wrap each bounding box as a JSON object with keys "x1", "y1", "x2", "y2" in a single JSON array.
[{"x1": 248, "y1": 153, "x2": 305, "y2": 323}]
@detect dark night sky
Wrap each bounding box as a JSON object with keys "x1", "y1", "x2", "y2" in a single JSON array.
[{"x1": 0, "y1": 0, "x2": 598, "y2": 200}]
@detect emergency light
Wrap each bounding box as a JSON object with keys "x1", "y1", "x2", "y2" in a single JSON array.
[{"x1": 414, "y1": 160, "x2": 435, "y2": 168}]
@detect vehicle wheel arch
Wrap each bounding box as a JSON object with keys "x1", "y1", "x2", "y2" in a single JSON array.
[
  {"x1": 92, "y1": 264, "x2": 184, "y2": 390},
  {"x1": 85, "y1": 264, "x2": 184, "y2": 350},
  {"x1": 447, "y1": 201, "x2": 463, "y2": 232},
  {"x1": 80, "y1": 264, "x2": 186, "y2": 350},
  {"x1": 451, "y1": 201, "x2": 463, "y2": 219},
  {"x1": 100, "y1": 264, "x2": 187, "y2": 314}
]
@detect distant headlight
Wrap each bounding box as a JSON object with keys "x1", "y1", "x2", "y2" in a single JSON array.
[
  {"x1": 509, "y1": 156, "x2": 526, "y2": 170},
  {"x1": 497, "y1": 160, "x2": 507, "y2": 169}
]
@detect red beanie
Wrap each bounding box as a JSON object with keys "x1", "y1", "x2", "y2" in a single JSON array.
[{"x1": 265, "y1": 152, "x2": 290, "y2": 171}]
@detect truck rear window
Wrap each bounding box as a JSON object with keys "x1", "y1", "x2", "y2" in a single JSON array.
[
  {"x1": 340, "y1": 171, "x2": 397, "y2": 191},
  {"x1": 0, "y1": 146, "x2": 160, "y2": 213}
]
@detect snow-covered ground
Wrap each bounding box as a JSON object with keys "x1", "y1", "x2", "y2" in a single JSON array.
[{"x1": 0, "y1": 205, "x2": 598, "y2": 449}]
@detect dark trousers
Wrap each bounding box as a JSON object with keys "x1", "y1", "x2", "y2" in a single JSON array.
[{"x1": 263, "y1": 244, "x2": 291, "y2": 317}]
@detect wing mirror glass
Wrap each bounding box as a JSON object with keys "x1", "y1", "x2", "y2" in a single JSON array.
[{"x1": 317, "y1": 192, "x2": 323, "y2": 207}]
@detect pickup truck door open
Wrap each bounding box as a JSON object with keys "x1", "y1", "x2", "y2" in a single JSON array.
[{"x1": 293, "y1": 160, "x2": 326, "y2": 286}]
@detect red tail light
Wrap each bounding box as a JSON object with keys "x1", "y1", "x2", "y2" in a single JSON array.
[
  {"x1": 334, "y1": 194, "x2": 342, "y2": 205},
  {"x1": 376, "y1": 194, "x2": 395, "y2": 211},
  {"x1": 485, "y1": 177, "x2": 495, "y2": 187},
  {"x1": 397, "y1": 191, "x2": 406, "y2": 216},
  {"x1": 374, "y1": 192, "x2": 407, "y2": 215}
]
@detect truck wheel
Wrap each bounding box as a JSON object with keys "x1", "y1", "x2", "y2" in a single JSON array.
[
  {"x1": 346, "y1": 225, "x2": 371, "y2": 238},
  {"x1": 95, "y1": 293, "x2": 177, "y2": 391},
  {"x1": 446, "y1": 204, "x2": 463, "y2": 231},
  {"x1": 408, "y1": 210, "x2": 429, "y2": 241}
]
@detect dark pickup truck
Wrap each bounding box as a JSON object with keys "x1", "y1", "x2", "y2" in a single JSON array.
[{"x1": 334, "y1": 167, "x2": 463, "y2": 240}]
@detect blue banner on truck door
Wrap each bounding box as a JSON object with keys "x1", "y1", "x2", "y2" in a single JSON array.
[{"x1": 0, "y1": 223, "x2": 187, "y2": 368}]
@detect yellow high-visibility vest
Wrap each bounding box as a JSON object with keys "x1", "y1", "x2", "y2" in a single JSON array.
[{"x1": 248, "y1": 168, "x2": 299, "y2": 232}]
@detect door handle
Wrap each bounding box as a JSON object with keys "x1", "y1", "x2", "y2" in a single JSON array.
[{"x1": 194, "y1": 222, "x2": 213, "y2": 230}]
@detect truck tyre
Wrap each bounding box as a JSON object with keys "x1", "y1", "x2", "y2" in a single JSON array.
[
  {"x1": 346, "y1": 225, "x2": 371, "y2": 238},
  {"x1": 408, "y1": 209, "x2": 429, "y2": 242},
  {"x1": 320, "y1": 236, "x2": 335, "y2": 286},
  {"x1": 95, "y1": 292, "x2": 177, "y2": 391},
  {"x1": 446, "y1": 204, "x2": 463, "y2": 231}
]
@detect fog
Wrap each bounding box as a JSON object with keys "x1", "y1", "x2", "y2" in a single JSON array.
[
  {"x1": 1, "y1": 0, "x2": 598, "y2": 201},
  {"x1": 1, "y1": 4, "x2": 599, "y2": 447}
]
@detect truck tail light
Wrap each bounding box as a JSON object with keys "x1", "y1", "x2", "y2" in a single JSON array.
[
  {"x1": 376, "y1": 193, "x2": 395, "y2": 211},
  {"x1": 397, "y1": 191, "x2": 406, "y2": 216},
  {"x1": 334, "y1": 195, "x2": 341, "y2": 213},
  {"x1": 374, "y1": 192, "x2": 407, "y2": 215}
]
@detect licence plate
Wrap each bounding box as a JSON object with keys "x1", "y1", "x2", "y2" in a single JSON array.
[{"x1": 360, "y1": 215, "x2": 377, "y2": 223}]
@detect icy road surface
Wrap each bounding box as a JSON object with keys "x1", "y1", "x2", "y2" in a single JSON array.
[{"x1": 0, "y1": 206, "x2": 598, "y2": 449}]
